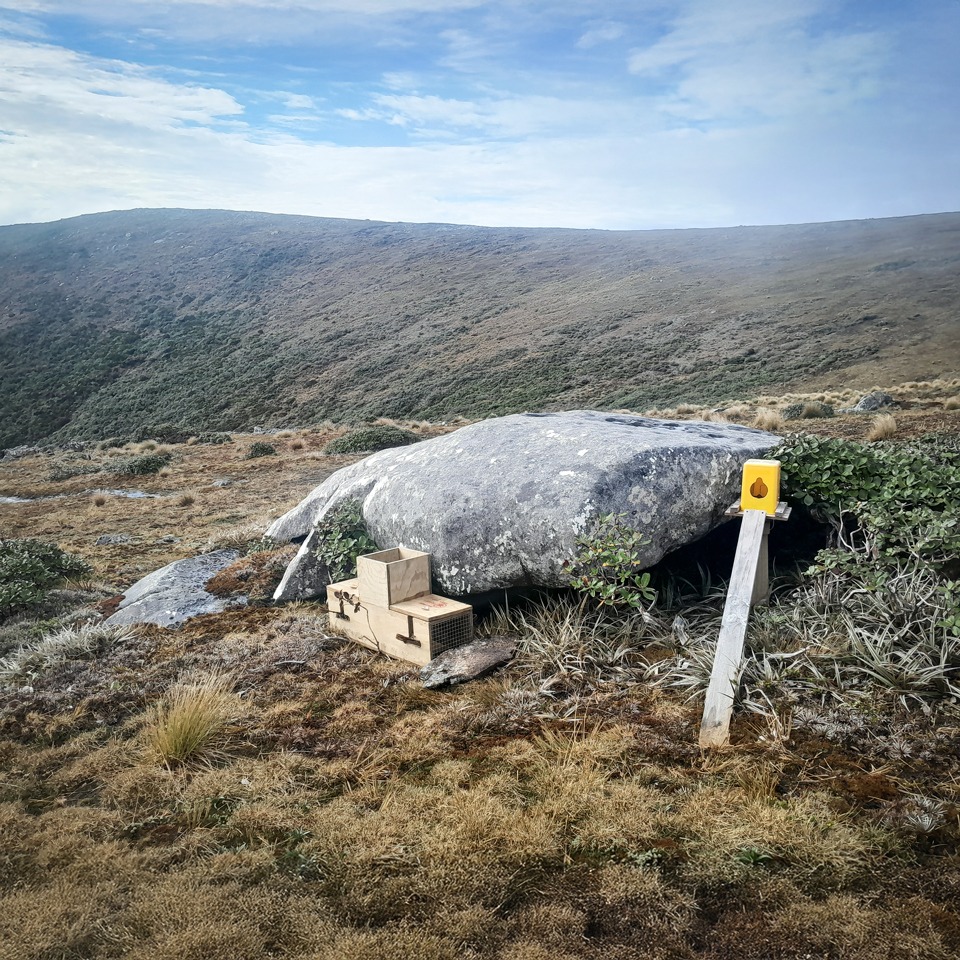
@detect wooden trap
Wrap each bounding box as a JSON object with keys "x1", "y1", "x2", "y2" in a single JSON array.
[{"x1": 327, "y1": 548, "x2": 473, "y2": 666}]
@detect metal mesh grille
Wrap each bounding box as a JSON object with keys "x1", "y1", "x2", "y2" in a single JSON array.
[{"x1": 428, "y1": 610, "x2": 474, "y2": 657}]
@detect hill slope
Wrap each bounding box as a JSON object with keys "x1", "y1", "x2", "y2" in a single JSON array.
[{"x1": 1, "y1": 208, "x2": 958, "y2": 447}]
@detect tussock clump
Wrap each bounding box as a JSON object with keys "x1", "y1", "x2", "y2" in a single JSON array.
[
  {"x1": 492, "y1": 598, "x2": 667, "y2": 695},
  {"x1": 866, "y1": 413, "x2": 898, "y2": 441},
  {"x1": 143, "y1": 673, "x2": 238, "y2": 768},
  {"x1": 752, "y1": 407, "x2": 784, "y2": 432},
  {"x1": 203, "y1": 521, "x2": 274, "y2": 555},
  {"x1": 0, "y1": 621, "x2": 134, "y2": 686}
]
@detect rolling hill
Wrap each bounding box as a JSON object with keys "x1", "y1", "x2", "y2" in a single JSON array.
[{"x1": 1, "y1": 208, "x2": 958, "y2": 448}]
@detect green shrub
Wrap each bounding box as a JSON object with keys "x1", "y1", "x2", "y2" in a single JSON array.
[
  {"x1": 313, "y1": 499, "x2": 378, "y2": 582},
  {"x1": 773, "y1": 433, "x2": 960, "y2": 571},
  {"x1": 132, "y1": 423, "x2": 192, "y2": 444},
  {"x1": 563, "y1": 512, "x2": 656, "y2": 610},
  {"x1": 246, "y1": 441, "x2": 277, "y2": 458},
  {"x1": 325, "y1": 425, "x2": 418, "y2": 455},
  {"x1": 108, "y1": 452, "x2": 172, "y2": 476},
  {"x1": 0, "y1": 539, "x2": 91, "y2": 620},
  {"x1": 194, "y1": 432, "x2": 233, "y2": 445}
]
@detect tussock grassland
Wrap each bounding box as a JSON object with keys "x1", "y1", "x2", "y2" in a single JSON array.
[{"x1": 1, "y1": 383, "x2": 959, "y2": 959}]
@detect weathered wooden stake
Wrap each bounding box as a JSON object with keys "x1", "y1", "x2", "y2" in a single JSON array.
[{"x1": 699, "y1": 509, "x2": 768, "y2": 749}]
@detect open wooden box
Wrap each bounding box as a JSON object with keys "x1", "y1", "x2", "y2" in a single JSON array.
[
  {"x1": 327, "y1": 549, "x2": 474, "y2": 667},
  {"x1": 356, "y1": 547, "x2": 430, "y2": 607}
]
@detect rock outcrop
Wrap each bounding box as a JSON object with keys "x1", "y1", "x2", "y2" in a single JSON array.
[
  {"x1": 267, "y1": 411, "x2": 778, "y2": 596},
  {"x1": 268, "y1": 411, "x2": 780, "y2": 598},
  {"x1": 105, "y1": 549, "x2": 246, "y2": 627},
  {"x1": 853, "y1": 391, "x2": 897, "y2": 412}
]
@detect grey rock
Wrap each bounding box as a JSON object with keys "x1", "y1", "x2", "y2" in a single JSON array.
[
  {"x1": 421, "y1": 636, "x2": 517, "y2": 688},
  {"x1": 853, "y1": 391, "x2": 897, "y2": 412},
  {"x1": 2, "y1": 445, "x2": 41, "y2": 461},
  {"x1": 212, "y1": 479, "x2": 233, "y2": 487},
  {"x1": 96, "y1": 533, "x2": 132, "y2": 546},
  {"x1": 268, "y1": 411, "x2": 779, "y2": 597},
  {"x1": 105, "y1": 549, "x2": 245, "y2": 628},
  {"x1": 273, "y1": 529, "x2": 331, "y2": 602}
]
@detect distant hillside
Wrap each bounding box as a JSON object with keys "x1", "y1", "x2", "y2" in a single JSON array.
[{"x1": 1, "y1": 208, "x2": 958, "y2": 447}]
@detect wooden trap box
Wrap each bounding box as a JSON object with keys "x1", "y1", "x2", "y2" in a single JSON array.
[
  {"x1": 356, "y1": 547, "x2": 430, "y2": 607},
  {"x1": 327, "y1": 550, "x2": 474, "y2": 666}
]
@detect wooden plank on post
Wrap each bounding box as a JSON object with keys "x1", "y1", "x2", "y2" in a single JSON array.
[
  {"x1": 699, "y1": 509, "x2": 767, "y2": 749},
  {"x1": 751, "y1": 520, "x2": 771, "y2": 606}
]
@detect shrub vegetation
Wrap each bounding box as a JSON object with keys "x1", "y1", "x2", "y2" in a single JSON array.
[
  {"x1": 0, "y1": 539, "x2": 90, "y2": 620},
  {"x1": 325, "y1": 425, "x2": 418, "y2": 455}
]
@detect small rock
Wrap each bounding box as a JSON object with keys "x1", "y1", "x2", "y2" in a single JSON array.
[
  {"x1": 212, "y1": 479, "x2": 233, "y2": 487},
  {"x1": 273, "y1": 529, "x2": 331, "y2": 602},
  {"x1": 853, "y1": 391, "x2": 897, "y2": 412},
  {"x1": 156, "y1": 535, "x2": 181, "y2": 544},
  {"x1": 420, "y1": 635, "x2": 517, "y2": 688},
  {"x1": 96, "y1": 533, "x2": 132, "y2": 546}
]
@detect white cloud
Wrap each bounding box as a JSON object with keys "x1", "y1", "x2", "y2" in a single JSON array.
[
  {"x1": 576, "y1": 21, "x2": 625, "y2": 49},
  {"x1": 0, "y1": 1, "x2": 957, "y2": 230},
  {"x1": 0, "y1": 39, "x2": 244, "y2": 132},
  {"x1": 628, "y1": 0, "x2": 885, "y2": 125}
]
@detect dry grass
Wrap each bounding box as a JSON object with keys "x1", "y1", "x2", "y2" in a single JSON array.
[
  {"x1": 143, "y1": 672, "x2": 238, "y2": 768},
  {"x1": 866, "y1": 413, "x2": 898, "y2": 441},
  {"x1": 752, "y1": 407, "x2": 785, "y2": 432}
]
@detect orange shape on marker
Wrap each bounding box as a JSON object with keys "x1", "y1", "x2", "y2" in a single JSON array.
[{"x1": 740, "y1": 459, "x2": 780, "y2": 516}]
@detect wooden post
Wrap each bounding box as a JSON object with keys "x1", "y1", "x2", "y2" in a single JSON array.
[{"x1": 699, "y1": 509, "x2": 767, "y2": 749}]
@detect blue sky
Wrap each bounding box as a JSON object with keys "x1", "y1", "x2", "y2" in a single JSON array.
[{"x1": 0, "y1": 0, "x2": 957, "y2": 229}]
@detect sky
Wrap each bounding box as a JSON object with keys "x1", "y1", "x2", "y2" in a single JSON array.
[{"x1": 0, "y1": 0, "x2": 958, "y2": 230}]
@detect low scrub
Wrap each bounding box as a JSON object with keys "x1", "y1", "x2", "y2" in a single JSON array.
[
  {"x1": 313, "y1": 499, "x2": 378, "y2": 582},
  {"x1": 0, "y1": 539, "x2": 90, "y2": 620},
  {"x1": 325, "y1": 425, "x2": 419, "y2": 455},
  {"x1": 246, "y1": 441, "x2": 276, "y2": 458},
  {"x1": 108, "y1": 452, "x2": 172, "y2": 476}
]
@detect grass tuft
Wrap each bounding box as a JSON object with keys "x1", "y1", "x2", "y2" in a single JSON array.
[
  {"x1": 144, "y1": 673, "x2": 237, "y2": 768},
  {"x1": 866, "y1": 413, "x2": 898, "y2": 441}
]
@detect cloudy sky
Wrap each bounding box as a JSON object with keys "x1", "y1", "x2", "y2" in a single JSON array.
[{"x1": 1, "y1": 0, "x2": 957, "y2": 230}]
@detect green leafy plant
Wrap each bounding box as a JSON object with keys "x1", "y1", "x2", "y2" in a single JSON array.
[
  {"x1": 324, "y1": 425, "x2": 418, "y2": 455},
  {"x1": 313, "y1": 499, "x2": 379, "y2": 582},
  {"x1": 0, "y1": 539, "x2": 91, "y2": 620},
  {"x1": 564, "y1": 512, "x2": 656, "y2": 610},
  {"x1": 773, "y1": 433, "x2": 960, "y2": 573}
]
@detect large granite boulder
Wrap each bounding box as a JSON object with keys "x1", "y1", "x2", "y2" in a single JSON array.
[
  {"x1": 105, "y1": 549, "x2": 246, "y2": 627},
  {"x1": 268, "y1": 411, "x2": 780, "y2": 598}
]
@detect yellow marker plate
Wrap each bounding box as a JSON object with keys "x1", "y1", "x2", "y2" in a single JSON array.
[{"x1": 740, "y1": 459, "x2": 780, "y2": 516}]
